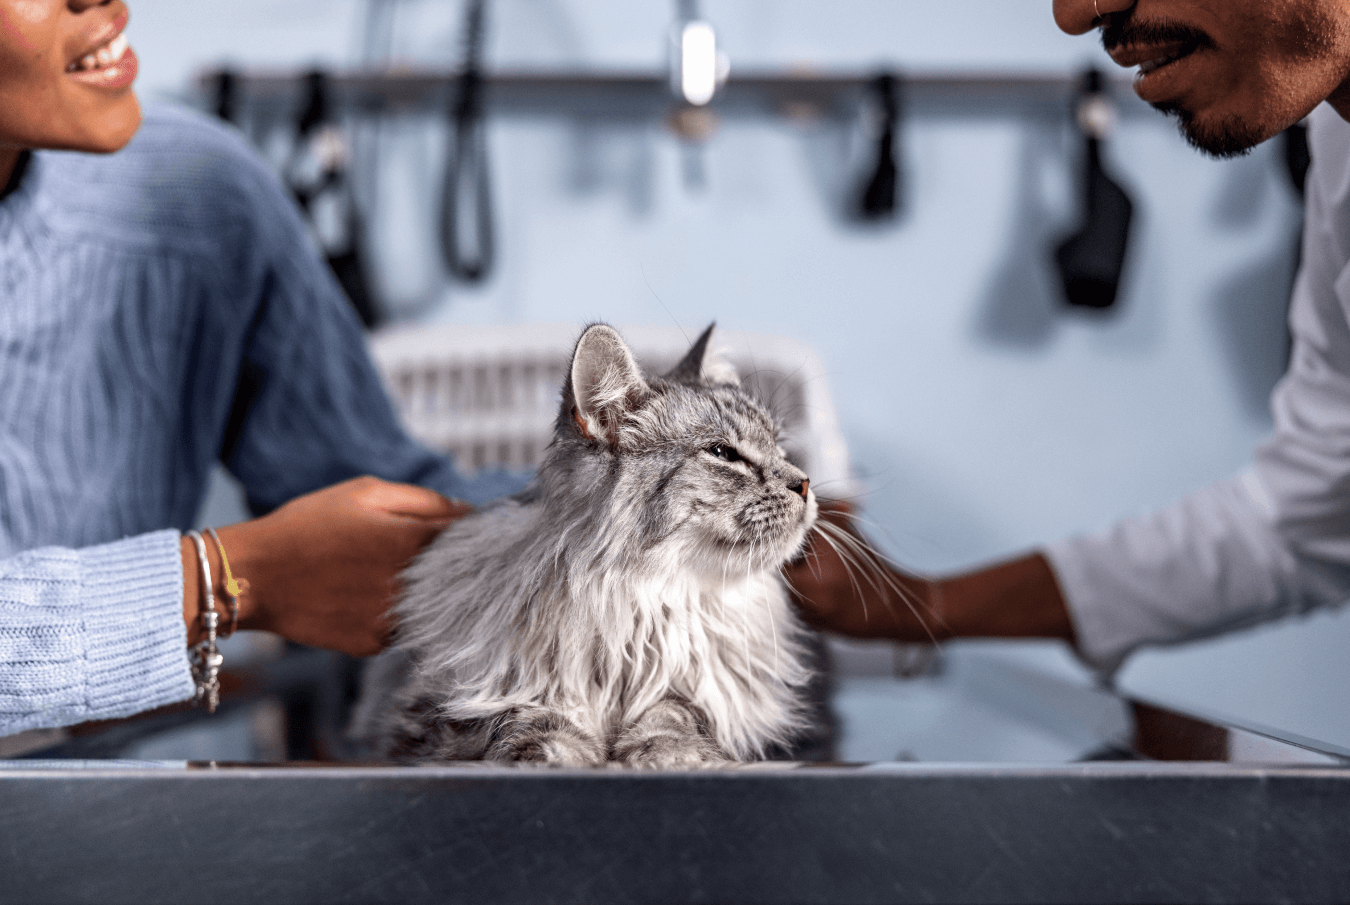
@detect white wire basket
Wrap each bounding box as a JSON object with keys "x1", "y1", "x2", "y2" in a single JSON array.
[{"x1": 368, "y1": 323, "x2": 857, "y2": 502}]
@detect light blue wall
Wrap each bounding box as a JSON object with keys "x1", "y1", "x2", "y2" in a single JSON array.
[{"x1": 137, "y1": 1, "x2": 1349, "y2": 749}]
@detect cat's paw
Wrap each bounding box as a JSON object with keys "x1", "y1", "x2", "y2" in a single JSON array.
[
  {"x1": 485, "y1": 710, "x2": 606, "y2": 767},
  {"x1": 612, "y1": 699, "x2": 731, "y2": 768},
  {"x1": 495, "y1": 732, "x2": 606, "y2": 767},
  {"x1": 611, "y1": 731, "x2": 730, "y2": 769}
]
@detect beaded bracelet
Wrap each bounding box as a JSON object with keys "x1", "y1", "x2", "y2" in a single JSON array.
[{"x1": 186, "y1": 530, "x2": 223, "y2": 713}]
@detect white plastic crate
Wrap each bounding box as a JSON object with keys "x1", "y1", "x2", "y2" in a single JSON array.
[{"x1": 368, "y1": 323, "x2": 857, "y2": 501}]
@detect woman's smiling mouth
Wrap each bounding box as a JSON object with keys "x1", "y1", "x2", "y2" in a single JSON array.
[
  {"x1": 66, "y1": 32, "x2": 129, "y2": 74},
  {"x1": 63, "y1": 11, "x2": 138, "y2": 91}
]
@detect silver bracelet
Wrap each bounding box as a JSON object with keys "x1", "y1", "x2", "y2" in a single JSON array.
[
  {"x1": 204, "y1": 526, "x2": 241, "y2": 638},
  {"x1": 186, "y1": 530, "x2": 223, "y2": 713}
]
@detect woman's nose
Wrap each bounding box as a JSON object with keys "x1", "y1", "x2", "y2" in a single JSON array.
[{"x1": 1053, "y1": 0, "x2": 1136, "y2": 35}]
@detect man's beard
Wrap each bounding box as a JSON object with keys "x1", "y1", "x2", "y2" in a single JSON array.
[
  {"x1": 1100, "y1": 13, "x2": 1263, "y2": 158},
  {"x1": 1151, "y1": 101, "x2": 1263, "y2": 159}
]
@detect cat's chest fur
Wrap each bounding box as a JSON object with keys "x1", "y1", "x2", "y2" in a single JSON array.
[{"x1": 393, "y1": 500, "x2": 808, "y2": 760}]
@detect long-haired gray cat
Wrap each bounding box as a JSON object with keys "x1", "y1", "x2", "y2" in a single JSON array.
[{"x1": 361, "y1": 323, "x2": 818, "y2": 767}]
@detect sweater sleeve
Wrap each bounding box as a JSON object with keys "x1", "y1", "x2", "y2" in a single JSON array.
[
  {"x1": 1044, "y1": 104, "x2": 1350, "y2": 674},
  {"x1": 0, "y1": 530, "x2": 193, "y2": 735}
]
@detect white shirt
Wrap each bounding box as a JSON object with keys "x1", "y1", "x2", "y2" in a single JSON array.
[{"x1": 1045, "y1": 103, "x2": 1350, "y2": 673}]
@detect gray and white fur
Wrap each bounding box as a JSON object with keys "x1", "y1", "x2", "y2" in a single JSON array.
[{"x1": 364, "y1": 323, "x2": 817, "y2": 767}]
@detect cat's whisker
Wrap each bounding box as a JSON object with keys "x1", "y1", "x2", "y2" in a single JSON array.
[
  {"x1": 815, "y1": 516, "x2": 933, "y2": 619},
  {"x1": 805, "y1": 523, "x2": 874, "y2": 623},
  {"x1": 817, "y1": 504, "x2": 932, "y2": 567},
  {"x1": 809, "y1": 519, "x2": 943, "y2": 646},
  {"x1": 811, "y1": 520, "x2": 906, "y2": 605},
  {"x1": 813, "y1": 522, "x2": 888, "y2": 592},
  {"x1": 797, "y1": 538, "x2": 829, "y2": 585}
]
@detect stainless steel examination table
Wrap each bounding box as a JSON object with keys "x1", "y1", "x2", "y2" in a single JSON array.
[{"x1": 3, "y1": 644, "x2": 1348, "y2": 904}]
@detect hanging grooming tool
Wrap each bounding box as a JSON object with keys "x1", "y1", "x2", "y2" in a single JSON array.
[
  {"x1": 287, "y1": 70, "x2": 342, "y2": 209},
  {"x1": 439, "y1": 0, "x2": 495, "y2": 284},
  {"x1": 211, "y1": 69, "x2": 238, "y2": 124},
  {"x1": 285, "y1": 70, "x2": 381, "y2": 328},
  {"x1": 1282, "y1": 120, "x2": 1310, "y2": 198},
  {"x1": 1054, "y1": 69, "x2": 1134, "y2": 310},
  {"x1": 857, "y1": 72, "x2": 902, "y2": 221}
]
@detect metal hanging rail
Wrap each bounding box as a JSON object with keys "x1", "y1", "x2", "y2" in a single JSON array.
[{"x1": 197, "y1": 67, "x2": 1143, "y2": 120}]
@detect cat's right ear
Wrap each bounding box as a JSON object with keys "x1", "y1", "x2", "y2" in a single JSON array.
[
  {"x1": 666, "y1": 323, "x2": 716, "y2": 383},
  {"x1": 568, "y1": 324, "x2": 650, "y2": 446},
  {"x1": 665, "y1": 322, "x2": 740, "y2": 386}
]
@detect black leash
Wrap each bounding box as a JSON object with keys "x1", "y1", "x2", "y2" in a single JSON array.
[{"x1": 439, "y1": 0, "x2": 495, "y2": 283}]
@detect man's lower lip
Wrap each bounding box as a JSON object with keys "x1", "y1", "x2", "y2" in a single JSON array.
[
  {"x1": 66, "y1": 46, "x2": 138, "y2": 90},
  {"x1": 1132, "y1": 49, "x2": 1196, "y2": 103}
]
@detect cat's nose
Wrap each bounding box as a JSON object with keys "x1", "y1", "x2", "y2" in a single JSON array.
[{"x1": 788, "y1": 478, "x2": 809, "y2": 499}]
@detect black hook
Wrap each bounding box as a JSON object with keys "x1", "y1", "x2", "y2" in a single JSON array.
[
  {"x1": 857, "y1": 72, "x2": 902, "y2": 221},
  {"x1": 440, "y1": 0, "x2": 495, "y2": 284},
  {"x1": 1053, "y1": 68, "x2": 1135, "y2": 311},
  {"x1": 284, "y1": 69, "x2": 380, "y2": 328},
  {"x1": 287, "y1": 70, "x2": 342, "y2": 213},
  {"x1": 211, "y1": 68, "x2": 238, "y2": 124},
  {"x1": 296, "y1": 70, "x2": 331, "y2": 139}
]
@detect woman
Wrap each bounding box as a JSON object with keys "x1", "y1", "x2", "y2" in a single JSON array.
[{"x1": 0, "y1": 0, "x2": 492, "y2": 735}]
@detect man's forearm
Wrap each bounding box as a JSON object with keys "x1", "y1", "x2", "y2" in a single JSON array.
[
  {"x1": 787, "y1": 503, "x2": 1076, "y2": 644},
  {"x1": 937, "y1": 552, "x2": 1076, "y2": 643}
]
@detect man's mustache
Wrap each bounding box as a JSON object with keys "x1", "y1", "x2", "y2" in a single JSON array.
[{"x1": 1100, "y1": 14, "x2": 1214, "y2": 54}]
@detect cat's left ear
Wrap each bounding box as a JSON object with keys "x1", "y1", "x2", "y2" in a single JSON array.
[
  {"x1": 665, "y1": 323, "x2": 739, "y2": 386},
  {"x1": 569, "y1": 324, "x2": 651, "y2": 446}
]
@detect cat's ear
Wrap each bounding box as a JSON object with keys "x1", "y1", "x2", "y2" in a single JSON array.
[
  {"x1": 568, "y1": 324, "x2": 650, "y2": 445},
  {"x1": 666, "y1": 323, "x2": 739, "y2": 386},
  {"x1": 666, "y1": 323, "x2": 714, "y2": 383}
]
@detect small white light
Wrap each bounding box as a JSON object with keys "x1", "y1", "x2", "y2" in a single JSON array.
[
  {"x1": 1077, "y1": 95, "x2": 1116, "y2": 139},
  {"x1": 680, "y1": 21, "x2": 718, "y2": 106}
]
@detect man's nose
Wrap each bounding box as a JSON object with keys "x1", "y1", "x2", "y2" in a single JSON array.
[{"x1": 1053, "y1": 0, "x2": 1136, "y2": 35}]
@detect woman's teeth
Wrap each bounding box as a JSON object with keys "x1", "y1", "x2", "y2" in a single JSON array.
[{"x1": 68, "y1": 33, "x2": 129, "y2": 73}]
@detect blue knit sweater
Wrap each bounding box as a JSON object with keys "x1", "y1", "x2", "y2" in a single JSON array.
[{"x1": 0, "y1": 106, "x2": 485, "y2": 735}]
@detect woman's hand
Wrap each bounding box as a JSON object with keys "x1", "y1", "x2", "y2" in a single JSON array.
[{"x1": 182, "y1": 476, "x2": 472, "y2": 656}]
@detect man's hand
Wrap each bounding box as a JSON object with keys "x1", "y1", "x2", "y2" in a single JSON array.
[
  {"x1": 784, "y1": 501, "x2": 948, "y2": 642},
  {"x1": 185, "y1": 477, "x2": 473, "y2": 656},
  {"x1": 785, "y1": 501, "x2": 1077, "y2": 646}
]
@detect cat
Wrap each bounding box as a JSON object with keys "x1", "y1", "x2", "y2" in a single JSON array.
[{"x1": 360, "y1": 322, "x2": 818, "y2": 767}]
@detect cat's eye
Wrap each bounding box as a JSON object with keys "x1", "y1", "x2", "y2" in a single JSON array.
[{"x1": 707, "y1": 443, "x2": 743, "y2": 463}]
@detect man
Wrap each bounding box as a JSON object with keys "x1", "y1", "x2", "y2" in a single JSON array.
[{"x1": 788, "y1": 0, "x2": 1350, "y2": 674}]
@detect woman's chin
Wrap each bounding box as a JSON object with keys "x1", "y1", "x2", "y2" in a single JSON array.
[
  {"x1": 84, "y1": 98, "x2": 143, "y2": 153},
  {"x1": 50, "y1": 95, "x2": 143, "y2": 155}
]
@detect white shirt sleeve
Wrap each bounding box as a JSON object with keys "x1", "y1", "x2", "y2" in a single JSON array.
[{"x1": 1045, "y1": 103, "x2": 1350, "y2": 673}]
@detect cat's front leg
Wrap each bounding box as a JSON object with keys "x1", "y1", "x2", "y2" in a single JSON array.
[
  {"x1": 485, "y1": 707, "x2": 606, "y2": 767},
  {"x1": 612, "y1": 699, "x2": 730, "y2": 768}
]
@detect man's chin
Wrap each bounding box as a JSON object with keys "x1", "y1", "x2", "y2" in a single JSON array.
[{"x1": 1152, "y1": 101, "x2": 1264, "y2": 159}]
